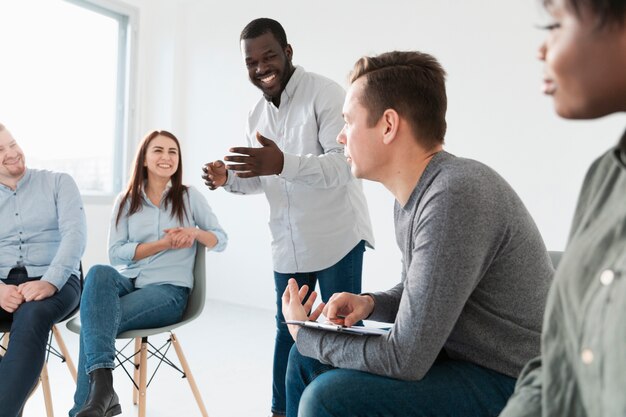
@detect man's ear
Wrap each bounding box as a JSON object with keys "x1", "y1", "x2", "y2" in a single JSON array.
[
  {"x1": 381, "y1": 109, "x2": 400, "y2": 145},
  {"x1": 285, "y1": 44, "x2": 293, "y2": 62}
]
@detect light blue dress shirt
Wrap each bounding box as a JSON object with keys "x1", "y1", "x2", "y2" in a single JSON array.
[
  {"x1": 0, "y1": 168, "x2": 87, "y2": 289},
  {"x1": 225, "y1": 66, "x2": 374, "y2": 273},
  {"x1": 109, "y1": 185, "x2": 227, "y2": 289}
]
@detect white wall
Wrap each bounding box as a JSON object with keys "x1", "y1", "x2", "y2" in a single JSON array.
[{"x1": 83, "y1": 0, "x2": 626, "y2": 310}]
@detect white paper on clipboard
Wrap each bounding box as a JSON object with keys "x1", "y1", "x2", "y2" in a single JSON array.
[{"x1": 284, "y1": 320, "x2": 390, "y2": 336}]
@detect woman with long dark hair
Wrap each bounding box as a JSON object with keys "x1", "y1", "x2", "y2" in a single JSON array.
[{"x1": 70, "y1": 130, "x2": 227, "y2": 417}]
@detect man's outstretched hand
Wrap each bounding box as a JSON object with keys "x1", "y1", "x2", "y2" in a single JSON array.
[{"x1": 224, "y1": 132, "x2": 284, "y2": 178}]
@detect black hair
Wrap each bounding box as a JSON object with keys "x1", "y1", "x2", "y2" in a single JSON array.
[
  {"x1": 240, "y1": 18, "x2": 288, "y2": 47},
  {"x1": 544, "y1": 0, "x2": 626, "y2": 28}
]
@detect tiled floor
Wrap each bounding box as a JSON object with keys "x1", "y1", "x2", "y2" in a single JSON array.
[{"x1": 21, "y1": 300, "x2": 276, "y2": 417}]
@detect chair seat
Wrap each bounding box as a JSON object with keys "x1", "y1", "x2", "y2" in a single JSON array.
[{"x1": 66, "y1": 316, "x2": 195, "y2": 339}]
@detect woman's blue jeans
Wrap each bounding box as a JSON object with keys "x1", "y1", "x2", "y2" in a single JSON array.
[
  {"x1": 272, "y1": 240, "x2": 366, "y2": 415},
  {"x1": 286, "y1": 347, "x2": 516, "y2": 417},
  {"x1": 69, "y1": 265, "x2": 189, "y2": 417}
]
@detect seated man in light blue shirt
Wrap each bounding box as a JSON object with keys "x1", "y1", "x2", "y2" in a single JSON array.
[{"x1": 0, "y1": 123, "x2": 87, "y2": 417}]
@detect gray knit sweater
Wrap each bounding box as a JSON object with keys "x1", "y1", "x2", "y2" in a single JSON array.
[{"x1": 296, "y1": 151, "x2": 553, "y2": 380}]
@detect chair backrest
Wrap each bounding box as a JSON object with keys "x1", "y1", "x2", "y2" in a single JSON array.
[
  {"x1": 109, "y1": 243, "x2": 207, "y2": 338},
  {"x1": 181, "y1": 243, "x2": 206, "y2": 323},
  {"x1": 548, "y1": 251, "x2": 563, "y2": 269}
]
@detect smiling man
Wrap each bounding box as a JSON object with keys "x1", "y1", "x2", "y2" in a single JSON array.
[
  {"x1": 0, "y1": 123, "x2": 86, "y2": 417},
  {"x1": 201, "y1": 18, "x2": 373, "y2": 417},
  {"x1": 281, "y1": 51, "x2": 554, "y2": 417}
]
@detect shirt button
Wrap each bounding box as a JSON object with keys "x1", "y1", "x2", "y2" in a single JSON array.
[
  {"x1": 600, "y1": 269, "x2": 615, "y2": 286},
  {"x1": 581, "y1": 348, "x2": 594, "y2": 365}
]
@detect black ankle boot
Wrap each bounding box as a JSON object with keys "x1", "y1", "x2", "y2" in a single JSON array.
[{"x1": 76, "y1": 368, "x2": 122, "y2": 417}]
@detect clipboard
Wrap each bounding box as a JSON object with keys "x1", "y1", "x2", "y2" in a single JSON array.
[{"x1": 285, "y1": 320, "x2": 390, "y2": 336}]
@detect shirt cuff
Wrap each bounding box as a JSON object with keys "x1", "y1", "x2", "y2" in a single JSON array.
[
  {"x1": 116, "y1": 242, "x2": 140, "y2": 263},
  {"x1": 224, "y1": 169, "x2": 235, "y2": 187},
  {"x1": 279, "y1": 153, "x2": 300, "y2": 181},
  {"x1": 42, "y1": 266, "x2": 67, "y2": 290}
]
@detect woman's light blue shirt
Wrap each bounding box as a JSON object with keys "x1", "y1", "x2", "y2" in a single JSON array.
[{"x1": 108, "y1": 185, "x2": 227, "y2": 288}]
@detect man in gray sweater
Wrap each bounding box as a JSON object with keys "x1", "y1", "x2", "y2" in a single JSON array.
[{"x1": 281, "y1": 51, "x2": 553, "y2": 417}]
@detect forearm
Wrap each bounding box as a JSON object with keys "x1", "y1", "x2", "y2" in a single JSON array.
[
  {"x1": 367, "y1": 283, "x2": 403, "y2": 323},
  {"x1": 195, "y1": 229, "x2": 218, "y2": 249},
  {"x1": 295, "y1": 320, "x2": 434, "y2": 381},
  {"x1": 133, "y1": 239, "x2": 170, "y2": 261},
  {"x1": 280, "y1": 151, "x2": 354, "y2": 189},
  {"x1": 223, "y1": 171, "x2": 263, "y2": 195}
]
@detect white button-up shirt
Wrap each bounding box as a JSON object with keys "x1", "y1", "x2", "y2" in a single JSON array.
[{"x1": 225, "y1": 66, "x2": 373, "y2": 273}]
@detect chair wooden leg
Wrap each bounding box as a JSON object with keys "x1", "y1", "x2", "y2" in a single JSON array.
[
  {"x1": 1, "y1": 332, "x2": 9, "y2": 351},
  {"x1": 52, "y1": 324, "x2": 77, "y2": 383},
  {"x1": 40, "y1": 362, "x2": 55, "y2": 417},
  {"x1": 171, "y1": 332, "x2": 209, "y2": 417},
  {"x1": 138, "y1": 337, "x2": 148, "y2": 417},
  {"x1": 132, "y1": 337, "x2": 141, "y2": 405}
]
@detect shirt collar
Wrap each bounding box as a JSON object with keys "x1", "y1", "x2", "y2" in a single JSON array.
[
  {"x1": 141, "y1": 180, "x2": 172, "y2": 205},
  {"x1": 0, "y1": 167, "x2": 30, "y2": 192},
  {"x1": 16, "y1": 168, "x2": 31, "y2": 188},
  {"x1": 278, "y1": 65, "x2": 304, "y2": 107}
]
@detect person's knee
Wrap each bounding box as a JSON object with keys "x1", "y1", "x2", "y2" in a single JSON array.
[
  {"x1": 14, "y1": 302, "x2": 55, "y2": 331},
  {"x1": 299, "y1": 376, "x2": 336, "y2": 417},
  {"x1": 83, "y1": 265, "x2": 117, "y2": 293}
]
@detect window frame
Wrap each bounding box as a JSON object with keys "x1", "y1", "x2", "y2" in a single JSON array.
[{"x1": 65, "y1": 0, "x2": 139, "y2": 203}]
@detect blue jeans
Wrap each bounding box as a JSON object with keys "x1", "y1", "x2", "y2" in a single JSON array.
[
  {"x1": 272, "y1": 240, "x2": 366, "y2": 415},
  {"x1": 69, "y1": 265, "x2": 189, "y2": 417},
  {"x1": 0, "y1": 268, "x2": 80, "y2": 417},
  {"x1": 286, "y1": 348, "x2": 516, "y2": 417}
]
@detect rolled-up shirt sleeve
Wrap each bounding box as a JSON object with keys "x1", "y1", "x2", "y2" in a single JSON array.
[
  {"x1": 188, "y1": 186, "x2": 227, "y2": 252},
  {"x1": 108, "y1": 195, "x2": 139, "y2": 265}
]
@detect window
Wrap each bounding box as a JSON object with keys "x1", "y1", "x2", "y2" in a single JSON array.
[{"x1": 0, "y1": 0, "x2": 137, "y2": 196}]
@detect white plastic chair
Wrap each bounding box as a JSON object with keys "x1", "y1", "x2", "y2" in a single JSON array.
[{"x1": 67, "y1": 246, "x2": 209, "y2": 417}]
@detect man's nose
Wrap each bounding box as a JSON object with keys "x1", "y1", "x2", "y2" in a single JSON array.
[{"x1": 337, "y1": 128, "x2": 346, "y2": 144}]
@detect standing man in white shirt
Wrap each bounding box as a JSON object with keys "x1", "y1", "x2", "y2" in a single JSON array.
[{"x1": 202, "y1": 17, "x2": 373, "y2": 417}]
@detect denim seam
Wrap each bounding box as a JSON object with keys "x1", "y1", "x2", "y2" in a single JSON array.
[
  {"x1": 85, "y1": 362, "x2": 115, "y2": 374},
  {"x1": 118, "y1": 288, "x2": 187, "y2": 330}
]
